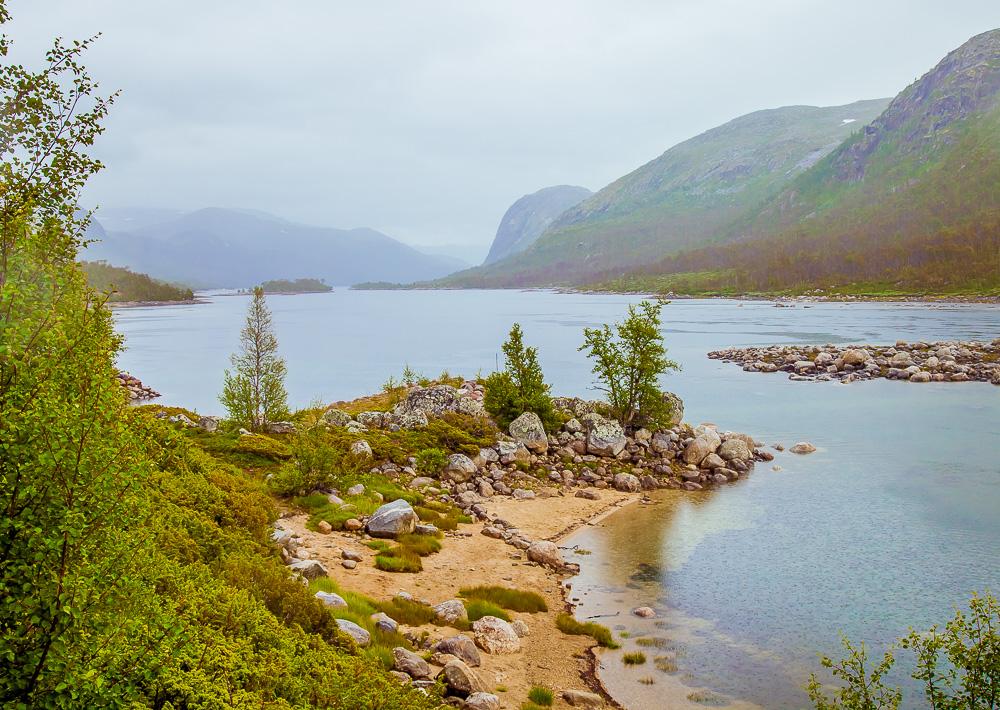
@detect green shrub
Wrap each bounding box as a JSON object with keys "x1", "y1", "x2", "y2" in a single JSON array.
[
  {"x1": 528, "y1": 685, "x2": 554, "y2": 706},
  {"x1": 484, "y1": 323, "x2": 557, "y2": 431},
  {"x1": 555, "y1": 613, "x2": 620, "y2": 649},
  {"x1": 397, "y1": 533, "x2": 442, "y2": 557},
  {"x1": 464, "y1": 599, "x2": 511, "y2": 622},
  {"x1": 235, "y1": 433, "x2": 292, "y2": 460},
  {"x1": 375, "y1": 549, "x2": 423, "y2": 573},
  {"x1": 375, "y1": 597, "x2": 439, "y2": 627},
  {"x1": 415, "y1": 447, "x2": 448, "y2": 475},
  {"x1": 459, "y1": 585, "x2": 548, "y2": 612},
  {"x1": 623, "y1": 651, "x2": 647, "y2": 665}
]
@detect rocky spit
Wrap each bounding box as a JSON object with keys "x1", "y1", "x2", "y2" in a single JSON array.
[
  {"x1": 116, "y1": 372, "x2": 160, "y2": 401},
  {"x1": 709, "y1": 339, "x2": 1000, "y2": 385}
]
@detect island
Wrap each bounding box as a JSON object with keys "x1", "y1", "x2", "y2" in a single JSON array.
[{"x1": 259, "y1": 277, "x2": 333, "y2": 294}]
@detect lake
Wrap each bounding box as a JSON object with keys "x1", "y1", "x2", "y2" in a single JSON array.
[{"x1": 114, "y1": 290, "x2": 1000, "y2": 709}]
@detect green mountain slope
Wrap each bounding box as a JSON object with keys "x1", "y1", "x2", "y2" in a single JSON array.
[
  {"x1": 605, "y1": 28, "x2": 1000, "y2": 295},
  {"x1": 442, "y1": 99, "x2": 890, "y2": 286},
  {"x1": 81, "y1": 260, "x2": 194, "y2": 303},
  {"x1": 483, "y1": 185, "x2": 592, "y2": 265}
]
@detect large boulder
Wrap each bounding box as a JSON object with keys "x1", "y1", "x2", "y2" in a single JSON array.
[
  {"x1": 356, "y1": 410, "x2": 385, "y2": 429},
  {"x1": 527, "y1": 540, "x2": 563, "y2": 570},
  {"x1": 472, "y1": 616, "x2": 521, "y2": 654},
  {"x1": 314, "y1": 591, "x2": 347, "y2": 608},
  {"x1": 349, "y1": 440, "x2": 373, "y2": 458},
  {"x1": 580, "y1": 413, "x2": 626, "y2": 457},
  {"x1": 392, "y1": 647, "x2": 431, "y2": 679},
  {"x1": 497, "y1": 440, "x2": 531, "y2": 465},
  {"x1": 651, "y1": 430, "x2": 676, "y2": 454},
  {"x1": 509, "y1": 412, "x2": 548, "y2": 453},
  {"x1": 841, "y1": 349, "x2": 870, "y2": 367},
  {"x1": 289, "y1": 559, "x2": 328, "y2": 580},
  {"x1": 562, "y1": 689, "x2": 605, "y2": 707},
  {"x1": 436, "y1": 634, "x2": 481, "y2": 667},
  {"x1": 434, "y1": 599, "x2": 469, "y2": 624},
  {"x1": 717, "y1": 438, "x2": 752, "y2": 462},
  {"x1": 366, "y1": 499, "x2": 417, "y2": 538},
  {"x1": 439, "y1": 659, "x2": 486, "y2": 697},
  {"x1": 396, "y1": 385, "x2": 460, "y2": 417},
  {"x1": 682, "y1": 430, "x2": 722, "y2": 465},
  {"x1": 445, "y1": 453, "x2": 478, "y2": 482},
  {"x1": 612, "y1": 473, "x2": 641, "y2": 492},
  {"x1": 463, "y1": 692, "x2": 501, "y2": 710},
  {"x1": 335, "y1": 618, "x2": 371, "y2": 647},
  {"x1": 321, "y1": 408, "x2": 352, "y2": 427}
]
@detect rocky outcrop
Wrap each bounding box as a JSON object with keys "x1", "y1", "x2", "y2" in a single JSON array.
[
  {"x1": 709, "y1": 339, "x2": 1000, "y2": 385},
  {"x1": 508, "y1": 411, "x2": 548, "y2": 453},
  {"x1": 116, "y1": 372, "x2": 159, "y2": 401},
  {"x1": 472, "y1": 616, "x2": 521, "y2": 654},
  {"x1": 366, "y1": 499, "x2": 417, "y2": 538}
]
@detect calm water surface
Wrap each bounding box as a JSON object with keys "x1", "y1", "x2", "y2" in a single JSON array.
[{"x1": 114, "y1": 291, "x2": 1000, "y2": 709}]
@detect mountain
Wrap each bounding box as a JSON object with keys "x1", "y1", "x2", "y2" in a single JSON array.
[
  {"x1": 441, "y1": 99, "x2": 890, "y2": 286},
  {"x1": 81, "y1": 207, "x2": 462, "y2": 288},
  {"x1": 606, "y1": 28, "x2": 1000, "y2": 294},
  {"x1": 483, "y1": 185, "x2": 592, "y2": 265}
]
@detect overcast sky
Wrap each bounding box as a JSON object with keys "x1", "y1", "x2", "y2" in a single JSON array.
[{"x1": 7, "y1": 1, "x2": 999, "y2": 258}]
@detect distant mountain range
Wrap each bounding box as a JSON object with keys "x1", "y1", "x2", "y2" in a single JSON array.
[
  {"x1": 82, "y1": 207, "x2": 462, "y2": 288},
  {"x1": 483, "y1": 185, "x2": 592, "y2": 265},
  {"x1": 439, "y1": 28, "x2": 1000, "y2": 295}
]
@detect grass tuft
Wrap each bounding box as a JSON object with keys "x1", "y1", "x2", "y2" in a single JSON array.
[
  {"x1": 458, "y1": 585, "x2": 548, "y2": 612},
  {"x1": 555, "y1": 613, "x2": 619, "y2": 649},
  {"x1": 527, "y1": 686, "x2": 554, "y2": 706},
  {"x1": 464, "y1": 599, "x2": 510, "y2": 622},
  {"x1": 623, "y1": 651, "x2": 647, "y2": 665}
]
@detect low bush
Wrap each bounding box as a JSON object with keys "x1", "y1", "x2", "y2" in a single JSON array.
[
  {"x1": 555, "y1": 613, "x2": 620, "y2": 649},
  {"x1": 415, "y1": 447, "x2": 448, "y2": 475},
  {"x1": 375, "y1": 549, "x2": 423, "y2": 573},
  {"x1": 623, "y1": 651, "x2": 647, "y2": 665},
  {"x1": 464, "y1": 599, "x2": 510, "y2": 622},
  {"x1": 235, "y1": 433, "x2": 292, "y2": 460},
  {"x1": 396, "y1": 533, "x2": 442, "y2": 557},
  {"x1": 528, "y1": 685, "x2": 554, "y2": 706},
  {"x1": 459, "y1": 585, "x2": 547, "y2": 613}
]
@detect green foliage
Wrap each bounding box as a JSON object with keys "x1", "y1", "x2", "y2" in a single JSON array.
[
  {"x1": 484, "y1": 323, "x2": 557, "y2": 431},
  {"x1": 220, "y1": 286, "x2": 290, "y2": 431},
  {"x1": 81, "y1": 260, "x2": 194, "y2": 302},
  {"x1": 579, "y1": 300, "x2": 679, "y2": 428},
  {"x1": 808, "y1": 592, "x2": 999, "y2": 709},
  {"x1": 459, "y1": 586, "x2": 548, "y2": 613},
  {"x1": 234, "y1": 432, "x2": 292, "y2": 460},
  {"x1": 375, "y1": 549, "x2": 423, "y2": 573},
  {"x1": 397, "y1": 533, "x2": 442, "y2": 556},
  {"x1": 258, "y1": 277, "x2": 332, "y2": 294},
  {"x1": 483, "y1": 323, "x2": 559, "y2": 430},
  {"x1": 415, "y1": 447, "x2": 448, "y2": 475},
  {"x1": 623, "y1": 652, "x2": 648, "y2": 665},
  {"x1": 375, "y1": 597, "x2": 439, "y2": 627},
  {"x1": 464, "y1": 600, "x2": 511, "y2": 622},
  {"x1": 555, "y1": 614, "x2": 620, "y2": 649},
  {"x1": 528, "y1": 685, "x2": 555, "y2": 706}
]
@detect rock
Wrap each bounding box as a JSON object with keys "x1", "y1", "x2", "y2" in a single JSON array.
[
  {"x1": 527, "y1": 541, "x2": 563, "y2": 570},
  {"x1": 477, "y1": 480, "x2": 495, "y2": 498},
  {"x1": 366, "y1": 499, "x2": 417, "y2": 538},
  {"x1": 650, "y1": 430, "x2": 675, "y2": 454},
  {"x1": 463, "y1": 692, "x2": 501, "y2": 710},
  {"x1": 510, "y1": 619, "x2": 530, "y2": 637},
  {"x1": 790, "y1": 442, "x2": 817, "y2": 454},
  {"x1": 575, "y1": 489, "x2": 600, "y2": 500},
  {"x1": 396, "y1": 410, "x2": 429, "y2": 429},
  {"x1": 344, "y1": 518, "x2": 363, "y2": 531},
  {"x1": 396, "y1": 384, "x2": 460, "y2": 417},
  {"x1": 718, "y1": 438, "x2": 752, "y2": 461},
  {"x1": 409, "y1": 476, "x2": 435, "y2": 489},
  {"x1": 701, "y1": 453, "x2": 725, "y2": 470},
  {"x1": 289, "y1": 560, "x2": 328, "y2": 580},
  {"x1": 335, "y1": 618, "x2": 371, "y2": 647},
  {"x1": 475, "y1": 447, "x2": 499, "y2": 466},
  {"x1": 682, "y1": 430, "x2": 721, "y2": 465},
  {"x1": 457, "y1": 396, "x2": 486, "y2": 417},
  {"x1": 322, "y1": 408, "x2": 352, "y2": 427},
  {"x1": 356, "y1": 410, "x2": 385, "y2": 428},
  {"x1": 472, "y1": 616, "x2": 521, "y2": 654},
  {"x1": 512, "y1": 488, "x2": 535, "y2": 500},
  {"x1": 509, "y1": 411, "x2": 548, "y2": 453},
  {"x1": 315, "y1": 591, "x2": 347, "y2": 608},
  {"x1": 434, "y1": 599, "x2": 469, "y2": 624},
  {"x1": 481, "y1": 526, "x2": 504, "y2": 539},
  {"x1": 563, "y1": 417, "x2": 583, "y2": 434},
  {"x1": 841, "y1": 349, "x2": 870, "y2": 366},
  {"x1": 346, "y1": 483, "x2": 366, "y2": 496},
  {"x1": 341, "y1": 559, "x2": 357, "y2": 570},
  {"x1": 445, "y1": 454, "x2": 478, "y2": 482},
  {"x1": 198, "y1": 415, "x2": 220, "y2": 432},
  {"x1": 497, "y1": 440, "x2": 531, "y2": 465},
  {"x1": 316, "y1": 520, "x2": 333, "y2": 534},
  {"x1": 632, "y1": 606, "x2": 656, "y2": 618},
  {"x1": 168, "y1": 413, "x2": 196, "y2": 427},
  {"x1": 612, "y1": 472, "x2": 641, "y2": 492},
  {"x1": 342, "y1": 549, "x2": 363, "y2": 562},
  {"x1": 439, "y1": 659, "x2": 486, "y2": 697},
  {"x1": 661, "y1": 391, "x2": 684, "y2": 427},
  {"x1": 562, "y1": 689, "x2": 605, "y2": 707},
  {"x1": 393, "y1": 647, "x2": 431, "y2": 679},
  {"x1": 371, "y1": 612, "x2": 398, "y2": 633},
  {"x1": 266, "y1": 420, "x2": 296, "y2": 434},
  {"x1": 890, "y1": 351, "x2": 913, "y2": 368},
  {"x1": 910, "y1": 371, "x2": 931, "y2": 383},
  {"x1": 350, "y1": 440, "x2": 373, "y2": 458},
  {"x1": 414, "y1": 523, "x2": 439, "y2": 536},
  {"x1": 436, "y1": 635, "x2": 481, "y2": 667},
  {"x1": 581, "y1": 413, "x2": 627, "y2": 457}
]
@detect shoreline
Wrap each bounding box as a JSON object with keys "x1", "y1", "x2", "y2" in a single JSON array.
[{"x1": 109, "y1": 297, "x2": 207, "y2": 308}]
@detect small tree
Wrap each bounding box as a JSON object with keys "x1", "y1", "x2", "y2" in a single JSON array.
[
  {"x1": 484, "y1": 323, "x2": 557, "y2": 430},
  {"x1": 221, "y1": 287, "x2": 289, "y2": 430},
  {"x1": 578, "y1": 299, "x2": 679, "y2": 428},
  {"x1": 808, "y1": 591, "x2": 999, "y2": 709}
]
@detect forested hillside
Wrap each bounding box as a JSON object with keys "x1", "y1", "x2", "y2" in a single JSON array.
[{"x1": 81, "y1": 260, "x2": 195, "y2": 302}]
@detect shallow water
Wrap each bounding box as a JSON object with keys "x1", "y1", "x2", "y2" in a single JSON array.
[{"x1": 114, "y1": 291, "x2": 1000, "y2": 709}]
